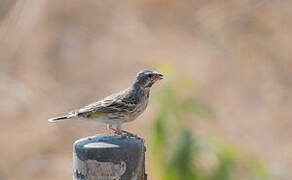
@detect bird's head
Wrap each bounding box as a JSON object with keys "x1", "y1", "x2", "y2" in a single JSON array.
[{"x1": 133, "y1": 70, "x2": 163, "y2": 89}]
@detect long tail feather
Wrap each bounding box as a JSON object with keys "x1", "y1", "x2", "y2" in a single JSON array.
[{"x1": 48, "y1": 115, "x2": 70, "y2": 122}]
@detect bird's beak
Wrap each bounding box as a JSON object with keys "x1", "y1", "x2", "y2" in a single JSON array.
[{"x1": 156, "y1": 73, "x2": 163, "y2": 80}]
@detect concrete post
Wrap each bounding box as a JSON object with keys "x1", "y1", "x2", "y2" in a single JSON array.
[{"x1": 73, "y1": 134, "x2": 146, "y2": 180}]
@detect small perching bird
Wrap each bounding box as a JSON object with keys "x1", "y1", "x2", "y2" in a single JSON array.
[{"x1": 48, "y1": 70, "x2": 163, "y2": 135}]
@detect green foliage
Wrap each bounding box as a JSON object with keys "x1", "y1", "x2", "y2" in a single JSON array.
[{"x1": 149, "y1": 67, "x2": 274, "y2": 180}]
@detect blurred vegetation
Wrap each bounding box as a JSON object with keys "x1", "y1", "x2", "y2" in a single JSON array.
[{"x1": 149, "y1": 67, "x2": 274, "y2": 180}]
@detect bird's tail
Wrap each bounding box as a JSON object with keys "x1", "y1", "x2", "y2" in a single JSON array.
[
  {"x1": 48, "y1": 115, "x2": 68, "y2": 122},
  {"x1": 48, "y1": 114, "x2": 76, "y2": 122}
]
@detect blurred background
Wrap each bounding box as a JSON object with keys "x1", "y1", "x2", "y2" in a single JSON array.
[{"x1": 0, "y1": 0, "x2": 291, "y2": 179}]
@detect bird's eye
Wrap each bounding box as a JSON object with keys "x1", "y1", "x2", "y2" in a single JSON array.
[{"x1": 148, "y1": 74, "x2": 153, "y2": 78}]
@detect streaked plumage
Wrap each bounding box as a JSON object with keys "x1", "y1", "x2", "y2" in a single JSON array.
[{"x1": 48, "y1": 70, "x2": 163, "y2": 134}]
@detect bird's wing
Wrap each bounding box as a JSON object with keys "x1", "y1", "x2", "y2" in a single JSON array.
[{"x1": 75, "y1": 89, "x2": 137, "y2": 118}]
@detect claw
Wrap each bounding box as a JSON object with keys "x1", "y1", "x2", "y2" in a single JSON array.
[
  {"x1": 121, "y1": 130, "x2": 144, "y2": 143},
  {"x1": 121, "y1": 130, "x2": 136, "y2": 137},
  {"x1": 109, "y1": 128, "x2": 144, "y2": 143},
  {"x1": 110, "y1": 128, "x2": 122, "y2": 135}
]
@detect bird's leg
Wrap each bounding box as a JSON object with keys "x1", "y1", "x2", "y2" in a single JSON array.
[
  {"x1": 112, "y1": 123, "x2": 144, "y2": 142},
  {"x1": 117, "y1": 122, "x2": 122, "y2": 134},
  {"x1": 107, "y1": 124, "x2": 112, "y2": 130},
  {"x1": 116, "y1": 122, "x2": 136, "y2": 138},
  {"x1": 108, "y1": 124, "x2": 121, "y2": 135},
  {"x1": 116, "y1": 122, "x2": 132, "y2": 136}
]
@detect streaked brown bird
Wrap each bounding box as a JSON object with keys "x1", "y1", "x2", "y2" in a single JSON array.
[{"x1": 48, "y1": 70, "x2": 163, "y2": 135}]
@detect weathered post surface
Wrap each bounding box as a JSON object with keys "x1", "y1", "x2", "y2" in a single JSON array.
[{"x1": 73, "y1": 134, "x2": 146, "y2": 180}]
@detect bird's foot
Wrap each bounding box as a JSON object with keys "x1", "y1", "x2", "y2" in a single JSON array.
[
  {"x1": 109, "y1": 128, "x2": 144, "y2": 143},
  {"x1": 121, "y1": 130, "x2": 144, "y2": 143},
  {"x1": 110, "y1": 128, "x2": 122, "y2": 135},
  {"x1": 121, "y1": 130, "x2": 137, "y2": 137}
]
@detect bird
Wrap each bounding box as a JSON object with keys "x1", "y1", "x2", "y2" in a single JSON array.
[{"x1": 48, "y1": 70, "x2": 163, "y2": 135}]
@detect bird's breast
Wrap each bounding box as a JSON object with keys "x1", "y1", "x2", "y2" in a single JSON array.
[{"x1": 125, "y1": 98, "x2": 148, "y2": 122}]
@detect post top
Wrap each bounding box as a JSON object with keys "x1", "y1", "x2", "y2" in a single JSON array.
[
  {"x1": 74, "y1": 134, "x2": 144, "y2": 151},
  {"x1": 73, "y1": 134, "x2": 145, "y2": 162}
]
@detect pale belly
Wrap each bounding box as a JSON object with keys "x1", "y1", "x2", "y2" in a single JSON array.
[{"x1": 81, "y1": 116, "x2": 118, "y2": 124}]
